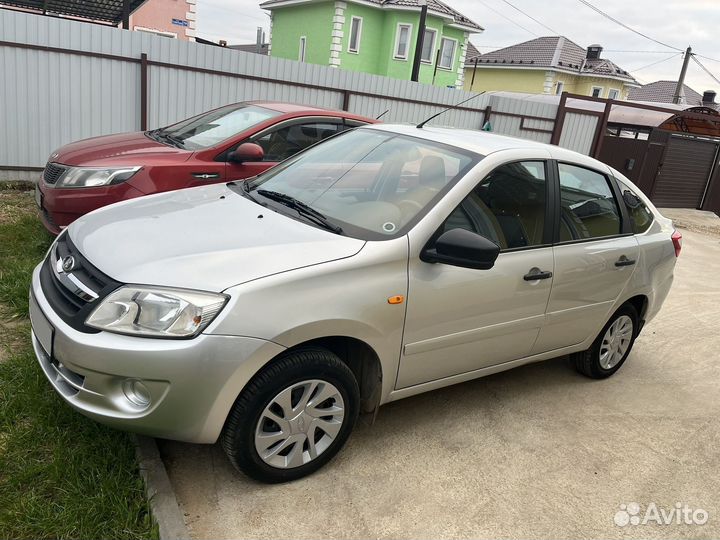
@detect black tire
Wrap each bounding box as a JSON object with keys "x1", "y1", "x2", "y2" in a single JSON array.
[
  {"x1": 221, "y1": 347, "x2": 360, "y2": 483},
  {"x1": 572, "y1": 304, "x2": 639, "y2": 379}
]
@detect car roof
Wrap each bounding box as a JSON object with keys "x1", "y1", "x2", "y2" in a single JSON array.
[
  {"x1": 246, "y1": 101, "x2": 372, "y2": 121},
  {"x1": 363, "y1": 123, "x2": 611, "y2": 170},
  {"x1": 364, "y1": 123, "x2": 552, "y2": 155}
]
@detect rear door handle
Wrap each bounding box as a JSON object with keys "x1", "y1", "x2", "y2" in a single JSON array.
[
  {"x1": 523, "y1": 268, "x2": 553, "y2": 281},
  {"x1": 615, "y1": 256, "x2": 636, "y2": 267}
]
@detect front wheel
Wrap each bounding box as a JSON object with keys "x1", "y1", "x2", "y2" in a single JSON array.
[
  {"x1": 221, "y1": 348, "x2": 360, "y2": 483},
  {"x1": 572, "y1": 304, "x2": 639, "y2": 379}
]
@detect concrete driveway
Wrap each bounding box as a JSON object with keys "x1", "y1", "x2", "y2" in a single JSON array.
[{"x1": 159, "y1": 223, "x2": 720, "y2": 540}]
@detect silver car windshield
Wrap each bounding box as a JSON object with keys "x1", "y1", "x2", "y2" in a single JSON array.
[
  {"x1": 247, "y1": 128, "x2": 478, "y2": 240},
  {"x1": 152, "y1": 104, "x2": 281, "y2": 150}
]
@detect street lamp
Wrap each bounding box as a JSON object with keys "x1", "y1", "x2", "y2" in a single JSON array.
[{"x1": 410, "y1": 0, "x2": 428, "y2": 82}]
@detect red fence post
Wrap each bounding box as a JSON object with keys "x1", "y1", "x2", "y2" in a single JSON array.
[
  {"x1": 140, "y1": 53, "x2": 148, "y2": 131},
  {"x1": 550, "y1": 91, "x2": 567, "y2": 146}
]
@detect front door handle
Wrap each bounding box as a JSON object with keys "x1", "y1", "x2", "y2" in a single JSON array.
[
  {"x1": 615, "y1": 256, "x2": 636, "y2": 267},
  {"x1": 192, "y1": 172, "x2": 221, "y2": 180},
  {"x1": 523, "y1": 268, "x2": 553, "y2": 281}
]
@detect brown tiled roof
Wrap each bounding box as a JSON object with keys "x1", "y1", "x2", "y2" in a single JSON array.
[
  {"x1": 260, "y1": 0, "x2": 482, "y2": 31},
  {"x1": 465, "y1": 36, "x2": 637, "y2": 84},
  {"x1": 466, "y1": 42, "x2": 481, "y2": 62},
  {"x1": 628, "y1": 80, "x2": 704, "y2": 105}
]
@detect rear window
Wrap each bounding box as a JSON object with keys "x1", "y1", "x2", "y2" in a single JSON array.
[{"x1": 616, "y1": 178, "x2": 654, "y2": 234}]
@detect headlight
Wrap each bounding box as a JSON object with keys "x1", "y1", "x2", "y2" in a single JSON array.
[
  {"x1": 56, "y1": 166, "x2": 141, "y2": 188},
  {"x1": 86, "y1": 286, "x2": 228, "y2": 338}
]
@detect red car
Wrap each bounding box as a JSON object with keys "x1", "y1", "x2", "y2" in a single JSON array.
[{"x1": 37, "y1": 101, "x2": 376, "y2": 234}]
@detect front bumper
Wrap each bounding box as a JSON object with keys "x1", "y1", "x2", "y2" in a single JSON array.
[
  {"x1": 29, "y1": 264, "x2": 285, "y2": 443},
  {"x1": 36, "y1": 179, "x2": 146, "y2": 235}
]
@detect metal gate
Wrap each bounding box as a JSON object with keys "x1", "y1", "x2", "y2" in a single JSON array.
[{"x1": 651, "y1": 136, "x2": 720, "y2": 208}]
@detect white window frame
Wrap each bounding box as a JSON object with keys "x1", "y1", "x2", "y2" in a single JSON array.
[
  {"x1": 608, "y1": 88, "x2": 620, "y2": 100},
  {"x1": 420, "y1": 27, "x2": 437, "y2": 64},
  {"x1": 393, "y1": 23, "x2": 413, "y2": 60},
  {"x1": 437, "y1": 37, "x2": 458, "y2": 70},
  {"x1": 347, "y1": 16, "x2": 362, "y2": 54},
  {"x1": 591, "y1": 86, "x2": 604, "y2": 98},
  {"x1": 555, "y1": 81, "x2": 564, "y2": 95},
  {"x1": 299, "y1": 36, "x2": 307, "y2": 62},
  {"x1": 134, "y1": 25, "x2": 177, "y2": 38}
]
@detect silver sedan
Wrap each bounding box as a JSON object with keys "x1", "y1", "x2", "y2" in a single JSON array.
[{"x1": 29, "y1": 124, "x2": 680, "y2": 482}]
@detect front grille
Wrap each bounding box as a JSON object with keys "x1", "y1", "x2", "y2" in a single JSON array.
[
  {"x1": 43, "y1": 163, "x2": 67, "y2": 184},
  {"x1": 39, "y1": 234, "x2": 121, "y2": 333}
]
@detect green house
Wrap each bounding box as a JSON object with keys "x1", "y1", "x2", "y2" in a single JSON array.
[{"x1": 260, "y1": 0, "x2": 483, "y2": 88}]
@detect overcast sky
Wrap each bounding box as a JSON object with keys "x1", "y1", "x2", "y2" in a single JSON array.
[{"x1": 196, "y1": 0, "x2": 720, "y2": 94}]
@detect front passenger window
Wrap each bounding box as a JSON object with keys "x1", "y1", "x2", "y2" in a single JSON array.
[
  {"x1": 440, "y1": 161, "x2": 547, "y2": 250},
  {"x1": 251, "y1": 122, "x2": 341, "y2": 162},
  {"x1": 558, "y1": 164, "x2": 621, "y2": 240}
]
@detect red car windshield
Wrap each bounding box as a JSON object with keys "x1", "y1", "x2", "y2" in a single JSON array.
[{"x1": 151, "y1": 104, "x2": 281, "y2": 150}]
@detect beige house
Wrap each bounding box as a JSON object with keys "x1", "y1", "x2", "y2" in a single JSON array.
[{"x1": 464, "y1": 37, "x2": 639, "y2": 99}]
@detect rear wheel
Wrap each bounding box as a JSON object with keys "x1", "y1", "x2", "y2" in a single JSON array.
[
  {"x1": 221, "y1": 348, "x2": 360, "y2": 483},
  {"x1": 572, "y1": 304, "x2": 638, "y2": 379}
]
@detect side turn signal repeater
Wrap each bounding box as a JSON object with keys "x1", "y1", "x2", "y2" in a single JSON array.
[{"x1": 387, "y1": 295, "x2": 405, "y2": 305}]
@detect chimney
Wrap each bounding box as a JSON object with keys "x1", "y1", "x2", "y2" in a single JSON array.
[
  {"x1": 702, "y1": 90, "x2": 717, "y2": 105},
  {"x1": 586, "y1": 44, "x2": 603, "y2": 60}
]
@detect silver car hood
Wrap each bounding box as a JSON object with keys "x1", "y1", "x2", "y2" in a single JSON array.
[{"x1": 68, "y1": 183, "x2": 366, "y2": 292}]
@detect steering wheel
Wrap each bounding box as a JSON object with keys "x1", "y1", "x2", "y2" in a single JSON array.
[{"x1": 397, "y1": 199, "x2": 424, "y2": 221}]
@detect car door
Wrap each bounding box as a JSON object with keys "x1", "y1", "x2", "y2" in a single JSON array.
[
  {"x1": 398, "y1": 157, "x2": 555, "y2": 389},
  {"x1": 225, "y1": 119, "x2": 344, "y2": 181},
  {"x1": 531, "y1": 161, "x2": 640, "y2": 353}
]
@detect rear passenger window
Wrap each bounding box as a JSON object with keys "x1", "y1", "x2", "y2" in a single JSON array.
[
  {"x1": 616, "y1": 179, "x2": 654, "y2": 234},
  {"x1": 440, "y1": 161, "x2": 547, "y2": 250},
  {"x1": 558, "y1": 163, "x2": 621, "y2": 241}
]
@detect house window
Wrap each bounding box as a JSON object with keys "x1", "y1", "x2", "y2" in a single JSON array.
[
  {"x1": 555, "y1": 81, "x2": 564, "y2": 95},
  {"x1": 394, "y1": 23, "x2": 412, "y2": 60},
  {"x1": 348, "y1": 16, "x2": 362, "y2": 53},
  {"x1": 591, "y1": 86, "x2": 603, "y2": 98},
  {"x1": 299, "y1": 36, "x2": 307, "y2": 62},
  {"x1": 438, "y1": 37, "x2": 457, "y2": 70},
  {"x1": 608, "y1": 88, "x2": 620, "y2": 100},
  {"x1": 420, "y1": 28, "x2": 437, "y2": 63}
]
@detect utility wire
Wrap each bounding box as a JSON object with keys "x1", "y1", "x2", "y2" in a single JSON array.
[
  {"x1": 475, "y1": 0, "x2": 539, "y2": 37},
  {"x1": 497, "y1": 0, "x2": 563, "y2": 37},
  {"x1": 605, "y1": 49, "x2": 684, "y2": 54},
  {"x1": 627, "y1": 52, "x2": 682, "y2": 73},
  {"x1": 695, "y1": 53, "x2": 720, "y2": 65},
  {"x1": 691, "y1": 55, "x2": 720, "y2": 86},
  {"x1": 575, "y1": 0, "x2": 682, "y2": 52}
]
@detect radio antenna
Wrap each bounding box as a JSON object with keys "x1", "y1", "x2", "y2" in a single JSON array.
[
  {"x1": 376, "y1": 109, "x2": 390, "y2": 120},
  {"x1": 416, "y1": 92, "x2": 486, "y2": 129}
]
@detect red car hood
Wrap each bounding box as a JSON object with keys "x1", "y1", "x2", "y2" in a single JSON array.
[{"x1": 50, "y1": 131, "x2": 193, "y2": 166}]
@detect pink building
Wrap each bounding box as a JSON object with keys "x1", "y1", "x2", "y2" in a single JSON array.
[{"x1": 127, "y1": 0, "x2": 196, "y2": 41}]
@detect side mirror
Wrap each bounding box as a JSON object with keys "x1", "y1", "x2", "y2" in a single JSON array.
[
  {"x1": 229, "y1": 143, "x2": 264, "y2": 163},
  {"x1": 421, "y1": 228, "x2": 500, "y2": 270}
]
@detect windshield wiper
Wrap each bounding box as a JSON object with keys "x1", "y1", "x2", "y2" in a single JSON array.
[
  {"x1": 148, "y1": 129, "x2": 185, "y2": 148},
  {"x1": 256, "y1": 189, "x2": 343, "y2": 234}
]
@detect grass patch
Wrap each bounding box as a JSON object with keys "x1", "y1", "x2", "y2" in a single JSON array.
[{"x1": 0, "y1": 191, "x2": 157, "y2": 540}]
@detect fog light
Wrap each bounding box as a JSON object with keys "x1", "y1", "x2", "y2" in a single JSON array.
[{"x1": 122, "y1": 379, "x2": 151, "y2": 409}]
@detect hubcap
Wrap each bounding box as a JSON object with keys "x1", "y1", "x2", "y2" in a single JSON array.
[
  {"x1": 254, "y1": 380, "x2": 345, "y2": 469},
  {"x1": 599, "y1": 315, "x2": 633, "y2": 370}
]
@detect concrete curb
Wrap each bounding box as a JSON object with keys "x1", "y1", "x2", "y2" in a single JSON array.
[{"x1": 134, "y1": 435, "x2": 191, "y2": 540}]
